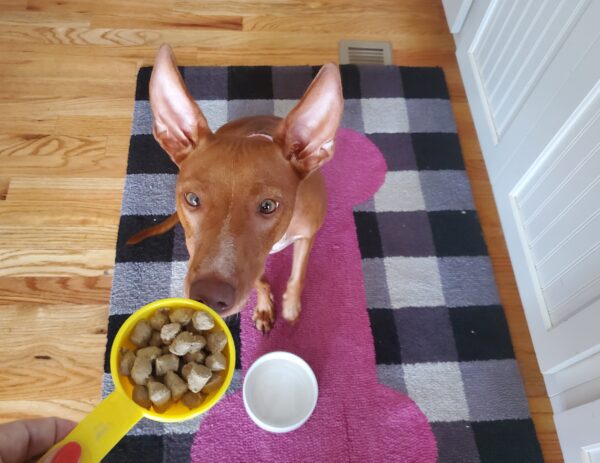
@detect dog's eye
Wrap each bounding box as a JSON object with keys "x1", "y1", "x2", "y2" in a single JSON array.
[
  {"x1": 259, "y1": 199, "x2": 278, "y2": 215},
  {"x1": 185, "y1": 192, "x2": 200, "y2": 207}
]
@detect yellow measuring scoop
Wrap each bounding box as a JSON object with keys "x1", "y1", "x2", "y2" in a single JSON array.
[{"x1": 42, "y1": 298, "x2": 236, "y2": 462}]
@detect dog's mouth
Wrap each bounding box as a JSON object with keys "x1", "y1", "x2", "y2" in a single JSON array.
[{"x1": 195, "y1": 297, "x2": 228, "y2": 313}]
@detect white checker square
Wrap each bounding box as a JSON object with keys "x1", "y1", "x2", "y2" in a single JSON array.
[
  {"x1": 374, "y1": 171, "x2": 426, "y2": 212},
  {"x1": 384, "y1": 256, "x2": 445, "y2": 308},
  {"x1": 274, "y1": 99, "x2": 298, "y2": 118},
  {"x1": 404, "y1": 362, "x2": 470, "y2": 422},
  {"x1": 196, "y1": 100, "x2": 227, "y2": 132},
  {"x1": 361, "y1": 98, "x2": 409, "y2": 134},
  {"x1": 170, "y1": 260, "x2": 188, "y2": 298}
]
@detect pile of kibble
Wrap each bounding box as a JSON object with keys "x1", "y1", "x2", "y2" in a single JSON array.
[{"x1": 119, "y1": 307, "x2": 228, "y2": 412}]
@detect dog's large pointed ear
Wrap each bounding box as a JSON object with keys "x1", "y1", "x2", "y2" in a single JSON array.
[
  {"x1": 150, "y1": 44, "x2": 211, "y2": 166},
  {"x1": 275, "y1": 63, "x2": 344, "y2": 178}
]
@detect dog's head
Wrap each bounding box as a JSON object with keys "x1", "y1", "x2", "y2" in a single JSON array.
[{"x1": 149, "y1": 45, "x2": 343, "y2": 316}]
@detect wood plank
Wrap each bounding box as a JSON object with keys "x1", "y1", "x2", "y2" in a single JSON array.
[
  {"x1": 0, "y1": 304, "x2": 107, "y2": 400},
  {"x1": 7, "y1": 177, "x2": 124, "y2": 191},
  {"x1": 26, "y1": 0, "x2": 176, "y2": 15},
  {"x1": 243, "y1": 13, "x2": 448, "y2": 35},
  {"x1": 0, "y1": 117, "x2": 57, "y2": 134},
  {"x1": 0, "y1": 400, "x2": 96, "y2": 424},
  {"x1": 91, "y1": 13, "x2": 243, "y2": 31},
  {"x1": 0, "y1": 76, "x2": 134, "y2": 100},
  {"x1": 0, "y1": 28, "x2": 454, "y2": 52},
  {"x1": 0, "y1": 134, "x2": 106, "y2": 169},
  {"x1": 0, "y1": 50, "x2": 138, "y2": 78},
  {"x1": 0, "y1": 250, "x2": 115, "y2": 277},
  {"x1": 0, "y1": 225, "x2": 118, "y2": 249},
  {"x1": 0, "y1": 177, "x2": 9, "y2": 201},
  {"x1": 0, "y1": 276, "x2": 112, "y2": 306},
  {"x1": 0, "y1": 0, "x2": 26, "y2": 8},
  {"x1": 55, "y1": 116, "x2": 133, "y2": 136},
  {"x1": 0, "y1": 135, "x2": 127, "y2": 177},
  {"x1": 0, "y1": 26, "x2": 163, "y2": 46},
  {"x1": 175, "y1": 0, "x2": 442, "y2": 16},
  {"x1": 0, "y1": 10, "x2": 90, "y2": 26},
  {"x1": 0, "y1": 96, "x2": 132, "y2": 117},
  {"x1": 0, "y1": 202, "x2": 121, "y2": 226}
]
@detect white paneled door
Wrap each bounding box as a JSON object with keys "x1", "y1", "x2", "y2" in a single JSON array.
[{"x1": 450, "y1": 0, "x2": 600, "y2": 460}]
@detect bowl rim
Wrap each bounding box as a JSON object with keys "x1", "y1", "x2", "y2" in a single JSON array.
[
  {"x1": 109, "y1": 297, "x2": 236, "y2": 422},
  {"x1": 242, "y1": 351, "x2": 319, "y2": 433}
]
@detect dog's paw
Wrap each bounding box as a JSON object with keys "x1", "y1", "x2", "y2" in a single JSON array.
[
  {"x1": 282, "y1": 291, "x2": 301, "y2": 324},
  {"x1": 252, "y1": 304, "x2": 274, "y2": 334}
]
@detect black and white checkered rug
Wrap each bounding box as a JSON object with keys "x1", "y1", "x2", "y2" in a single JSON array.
[{"x1": 102, "y1": 65, "x2": 543, "y2": 462}]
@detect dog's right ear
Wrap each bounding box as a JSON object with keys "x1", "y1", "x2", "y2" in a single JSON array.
[{"x1": 150, "y1": 44, "x2": 211, "y2": 166}]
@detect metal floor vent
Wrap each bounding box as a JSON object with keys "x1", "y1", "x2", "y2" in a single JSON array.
[{"x1": 339, "y1": 40, "x2": 393, "y2": 65}]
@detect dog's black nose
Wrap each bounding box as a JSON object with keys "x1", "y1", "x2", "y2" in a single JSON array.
[{"x1": 189, "y1": 278, "x2": 235, "y2": 312}]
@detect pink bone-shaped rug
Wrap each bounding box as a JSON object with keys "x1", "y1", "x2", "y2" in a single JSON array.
[{"x1": 191, "y1": 128, "x2": 437, "y2": 462}]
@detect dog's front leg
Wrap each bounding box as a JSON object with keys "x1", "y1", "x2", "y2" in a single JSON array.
[
  {"x1": 282, "y1": 236, "x2": 315, "y2": 323},
  {"x1": 252, "y1": 275, "x2": 275, "y2": 333}
]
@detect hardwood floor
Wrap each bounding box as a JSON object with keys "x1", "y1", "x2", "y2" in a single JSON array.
[{"x1": 0, "y1": 0, "x2": 561, "y2": 460}]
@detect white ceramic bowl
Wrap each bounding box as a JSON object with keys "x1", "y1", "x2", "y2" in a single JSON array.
[{"x1": 243, "y1": 351, "x2": 318, "y2": 433}]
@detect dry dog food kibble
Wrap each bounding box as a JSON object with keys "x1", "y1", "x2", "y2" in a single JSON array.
[
  {"x1": 184, "y1": 363, "x2": 212, "y2": 393},
  {"x1": 160, "y1": 322, "x2": 181, "y2": 344},
  {"x1": 169, "y1": 308, "x2": 194, "y2": 325},
  {"x1": 119, "y1": 349, "x2": 136, "y2": 376},
  {"x1": 182, "y1": 391, "x2": 205, "y2": 409},
  {"x1": 131, "y1": 355, "x2": 152, "y2": 385},
  {"x1": 169, "y1": 332, "x2": 206, "y2": 356},
  {"x1": 132, "y1": 385, "x2": 152, "y2": 409},
  {"x1": 149, "y1": 309, "x2": 170, "y2": 331},
  {"x1": 119, "y1": 307, "x2": 228, "y2": 413},
  {"x1": 192, "y1": 311, "x2": 214, "y2": 331},
  {"x1": 205, "y1": 352, "x2": 226, "y2": 372},
  {"x1": 184, "y1": 350, "x2": 206, "y2": 364},
  {"x1": 164, "y1": 371, "x2": 188, "y2": 401},
  {"x1": 207, "y1": 330, "x2": 228, "y2": 354},
  {"x1": 155, "y1": 354, "x2": 179, "y2": 376},
  {"x1": 130, "y1": 320, "x2": 152, "y2": 347}
]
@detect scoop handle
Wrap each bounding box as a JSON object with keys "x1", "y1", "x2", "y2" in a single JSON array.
[{"x1": 40, "y1": 391, "x2": 143, "y2": 462}]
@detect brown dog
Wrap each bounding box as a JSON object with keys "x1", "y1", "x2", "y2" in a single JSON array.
[{"x1": 128, "y1": 45, "x2": 343, "y2": 332}]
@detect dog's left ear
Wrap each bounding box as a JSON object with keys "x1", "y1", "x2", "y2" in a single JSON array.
[{"x1": 275, "y1": 63, "x2": 344, "y2": 178}]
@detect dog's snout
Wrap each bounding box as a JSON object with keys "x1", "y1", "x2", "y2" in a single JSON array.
[{"x1": 189, "y1": 277, "x2": 236, "y2": 312}]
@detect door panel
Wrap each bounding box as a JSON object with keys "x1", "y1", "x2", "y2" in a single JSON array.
[{"x1": 453, "y1": 0, "x2": 600, "y2": 459}]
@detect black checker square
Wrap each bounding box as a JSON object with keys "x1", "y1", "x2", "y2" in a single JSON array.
[
  {"x1": 353, "y1": 211, "x2": 383, "y2": 258},
  {"x1": 134, "y1": 67, "x2": 152, "y2": 101},
  {"x1": 449, "y1": 305, "x2": 515, "y2": 361},
  {"x1": 412, "y1": 133, "x2": 465, "y2": 171},
  {"x1": 116, "y1": 215, "x2": 175, "y2": 263},
  {"x1": 228, "y1": 66, "x2": 273, "y2": 100},
  {"x1": 367, "y1": 308, "x2": 402, "y2": 364},
  {"x1": 400, "y1": 66, "x2": 449, "y2": 99},
  {"x1": 126, "y1": 135, "x2": 179, "y2": 175},
  {"x1": 225, "y1": 314, "x2": 242, "y2": 370},
  {"x1": 104, "y1": 314, "x2": 129, "y2": 373},
  {"x1": 105, "y1": 434, "x2": 164, "y2": 462},
  {"x1": 472, "y1": 419, "x2": 543, "y2": 463},
  {"x1": 429, "y1": 210, "x2": 488, "y2": 256},
  {"x1": 134, "y1": 66, "x2": 185, "y2": 101},
  {"x1": 339, "y1": 64, "x2": 362, "y2": 99}
]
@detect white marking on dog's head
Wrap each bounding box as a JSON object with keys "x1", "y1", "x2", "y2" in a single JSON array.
[
  {"x1": 247, "y1": 133, "x2": 273, "y2": 142},
  {"x1": 212, "y1": 214, "x2": 236, "y2": 280}
]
